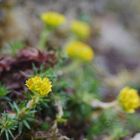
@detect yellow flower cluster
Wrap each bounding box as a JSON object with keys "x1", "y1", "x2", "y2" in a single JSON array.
[
  {"x1": 71, "y1": 20, "x2": 90, "y2": 39},
  {"x1": 41, "y1": 11, "x2": 65, "y2": 28},
  {"x1": 25, "y1": 76, "x2": 52, "y2": 96},
  {"x1": 65, "y1": 41, "x2": 94, "y2": 61},
  {"x1": 118, "y1": 87, "x2": 140, "y2": 113}
]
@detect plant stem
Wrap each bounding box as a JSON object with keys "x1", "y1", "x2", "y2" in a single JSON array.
[
  {"x1": 60, "y1": 60, "x2": 81, "y2": 75},
  {"x1": 38, "y1": 29, "x2": 50, "y2": 50}
]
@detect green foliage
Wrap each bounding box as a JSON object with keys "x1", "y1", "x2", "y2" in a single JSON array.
[
  {"x1": 9, "y1": 40, "x2": 24, "y2": 56},
  {"x1": 87, "y1": 109, "x2": 129, "y2": 139},
  {"x1": 32, "y1": 64, "x2": 57, "y2": 82},
  {"x1": 0, "y1": 83, "x2": 9, "y2": 97},
  {"x1": 0, "y1": 113, "x2": 17, "y2": 140},
  {"x1": 126, "y1": 113, "x2": 140, "y2": 131},
  {"x1": 10, "y1": 102, "x2": 35, "y2": 133},
  {"x1": 40, "y1": 122, "x2": 49, "y2": 131},
  {"x1": 111, "y1": 123, "x2": 128, "y2": 140},
  {"x1": 88, "y1": 109, "x2": 115, "y2": 137}
]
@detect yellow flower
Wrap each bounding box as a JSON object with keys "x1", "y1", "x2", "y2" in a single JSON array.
[
  {"x1": 71, "y1": 20, "x2": 90, "y2": 39},
  {"x1": 65, "y1": 41, "x2": 94, "y2": 61},
  {"x1": 41, "y1": 11, "x2": 65, "y2": 28},
  {"x1": 118, "y1": 87, "x2": 140, "y2": 113},
  {"x1": 25, "y1": 76, "x2": 52, "y2": 96}
]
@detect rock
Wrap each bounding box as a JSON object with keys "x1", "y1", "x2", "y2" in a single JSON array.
[{"x1": 131, "y1": 133, "x2": 140, "y2": 140}]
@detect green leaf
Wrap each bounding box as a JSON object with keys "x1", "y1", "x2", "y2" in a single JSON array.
[
  {"x1": 0, "y1": 83, "x2": 9, "y2": 97},
  {"x1": 8, "y1": 130, "x2": 14, "y2": 139},
  {"x1": 13, "y1": 102, "x2": 20, "y2": 112},
  {"x1": 9, "y1": 40, "x2": 24, "y2": 56},
  {"x1": 23, "y1": 120, "x2": 31, "y2": 129},
  {"x1": 5, "y1": 131, "x2": 9, "y2": 140}
]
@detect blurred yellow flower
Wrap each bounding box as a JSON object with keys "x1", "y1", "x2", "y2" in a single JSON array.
[
  {"x1": 118, "y1": 87, "x2": 140, "y2": 113},
  {"x1": 65, "y1": 41, "x2": 94, "y2": 61},
  {"x1": 71, "y1": 20, "x2": 90, "y2": 39},
  {"x1": 26, "y1": 76, "x2": 52, "y2": 96},
  {"x1": 41, "y1": 11, "x2": 65, "y2": 28}
]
